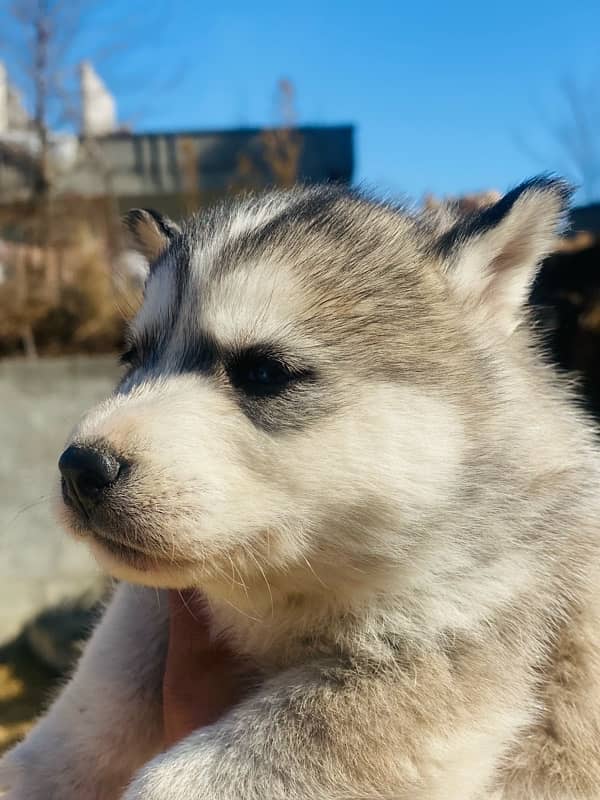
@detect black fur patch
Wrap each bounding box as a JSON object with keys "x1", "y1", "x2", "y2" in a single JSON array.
[{"x1": 436, "y1": 175, "x2": 572, "y2": 258}]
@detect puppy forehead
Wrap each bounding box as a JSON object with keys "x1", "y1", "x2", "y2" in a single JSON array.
[
  {"x1": 131, "y1": 221, "x2": 316, "y2": 351},
  {"x1": 132, "y1": 189, "x2": 432, "y2": 353},
  {"x1": 201, "y1": 258, "x2": 308, "y2": 347}
]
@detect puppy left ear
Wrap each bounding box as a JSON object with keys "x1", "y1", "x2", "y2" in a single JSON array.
[
  {"x1": 123, "y1": 208, "x2": 181, "y2": 264},
  {"x1": 437, "y1": 176, "x2": 572, "y2": 336}
]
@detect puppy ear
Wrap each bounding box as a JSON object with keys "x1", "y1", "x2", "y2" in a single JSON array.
[
  {"x1": 437, "y1": 176, "x2": 572, "y2": 336},
  {"x1": 122, "y1": 208, "x2": 181, "y2": 264}
]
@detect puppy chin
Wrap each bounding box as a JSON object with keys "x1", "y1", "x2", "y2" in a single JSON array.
[
  {"x1": 87, "y1": 538, "x2": 199, "y2": 589},
  {"x1": 56, "y1": 493, "x2": 194, "y2": 588}
]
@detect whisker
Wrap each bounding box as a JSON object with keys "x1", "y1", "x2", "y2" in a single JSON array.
[
  {"x1": 302, "y1": 553, "x2": 330, "y2": 591},
  {"x1": 177, "y1": 589, "x2": 202, "y2": 623},
  {"x1": 4, "y1": 495, "x2": 54, "y2": 530},
  {"x1": 226, "y1": 553, "x2": 250, "y2": 596},
  {"x1": 246, "y1": 547, "x2": 274, "y2": 619},
  {"x1": 217, "y1": 595, "x2": 261, "y2": 623},
  {"x1": 206, "y1": 560, "x2": 262, "y2": 622},
  {"x1": 170, "y1": 528, "x2": 177, "y2": 565}
]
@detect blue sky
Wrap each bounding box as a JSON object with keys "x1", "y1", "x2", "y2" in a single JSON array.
[{"x1": 5, "y1": 0, "x2": 600, "y2": 202}]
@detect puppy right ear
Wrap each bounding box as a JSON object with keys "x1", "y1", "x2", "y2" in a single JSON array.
[
  {"x1": 436, "y1": 177, "x2": 571, "y2": 337},
  {"x1": 122, "y1": 208, "x2": 181, "y2": 264}
]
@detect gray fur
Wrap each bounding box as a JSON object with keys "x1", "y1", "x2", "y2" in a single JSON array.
[{"x1": 2, "y1": 178, "x2": 600, "y2": 799}]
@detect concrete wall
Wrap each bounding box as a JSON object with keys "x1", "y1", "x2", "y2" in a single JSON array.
[{"x1": 0, "y1": 357, "x2": 119, "y2": 645}]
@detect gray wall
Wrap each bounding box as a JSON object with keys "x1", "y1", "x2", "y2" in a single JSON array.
[
  {"x1": 60, "y1": 126, "x2": 355, "y2": 198},
  {"x1": 0, "y1": 126, "x2": 354, "y2": 204},
  {"x1": 0, "y1": 357, "x2": 119, "y2": 645}
]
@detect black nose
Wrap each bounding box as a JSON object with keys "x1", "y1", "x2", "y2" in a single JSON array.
[{"x1": 59, "y1": 445, "x2": 122, "y2": 514}]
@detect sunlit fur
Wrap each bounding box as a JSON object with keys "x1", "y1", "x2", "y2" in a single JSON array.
[{"x1": 3, "y1": 180, "x2": 600, "y2": 800}]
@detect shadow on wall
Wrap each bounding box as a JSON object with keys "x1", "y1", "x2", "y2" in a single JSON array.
[{"x1": 0, "y1": 595, "x2": 106, "y2": 754}]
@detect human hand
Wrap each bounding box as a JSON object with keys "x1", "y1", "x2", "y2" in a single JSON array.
[{"x1": 162, "y1": 590, "x2": 249, "y2": 749}]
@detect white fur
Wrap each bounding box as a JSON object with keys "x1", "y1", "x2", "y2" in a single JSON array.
[{"x1": 2, "y1": 181, "x2": 600, "y2": 800}]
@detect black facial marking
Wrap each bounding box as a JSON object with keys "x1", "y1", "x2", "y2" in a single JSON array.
[
  {"x1": 178, "y1": 333, "x2": 219, "y2": 374},
  {"x1": 118, "y1": 323, "x2": 172, "y2": 376},
  {"x1": 116, "y1": 192, "x2": 360, "y2": 429},
  {"x1": 119, "y1": 346, "x2": 139, "y2": 368},
  {"x1": 226, "y1": 345, "x2": 313, "y2": 398},
  {"x1": 171, "y1": 237, "x2": 191, "y2": 309},
  {"x1": 221, "y1": 344, "x2": 328, "y2": 433}
]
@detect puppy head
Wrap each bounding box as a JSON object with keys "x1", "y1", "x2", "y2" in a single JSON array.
[{"x1": 57, "y1": 182, "x2": 569, "y2": 602}]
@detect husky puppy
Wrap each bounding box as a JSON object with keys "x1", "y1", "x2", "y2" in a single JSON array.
[{"x1": 2, "y1": 179, "x2": 600, "y2": 800}]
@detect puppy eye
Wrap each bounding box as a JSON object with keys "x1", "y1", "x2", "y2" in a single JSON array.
[
  {"x1": 228, "y1": 354, "x2": 299, "y2": 397},
  {"x1": 119, "y1": 346, "x2": 140, "y2": 367}
]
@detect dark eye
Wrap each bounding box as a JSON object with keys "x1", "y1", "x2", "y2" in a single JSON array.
[
  {"x1": 119, "y1": 346, "x2": 140, "y2": 368},
  {"x1": 228, "y1": 354, "x2": 301, "y2": 397}
]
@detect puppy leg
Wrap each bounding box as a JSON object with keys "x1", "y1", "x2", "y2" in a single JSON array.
[
  {"x1": 0, "y1": 582, "x2": 168, "y2": 800},
  {"x1": 122, "y1": 653, "x2": 521, "y2": 800}
]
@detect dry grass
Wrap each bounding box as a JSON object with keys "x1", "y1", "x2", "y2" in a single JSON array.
[{"x1": 0, "y1": 202, "x2": 141, "y2": 357}]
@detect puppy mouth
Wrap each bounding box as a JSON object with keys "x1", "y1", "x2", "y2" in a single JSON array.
[
  {"x1": 89, "y1": 530, "x2": 158, "y2": 570},
  {"x1": 60, "y1": 475, "x2": 90, "y2": 521},
  {"x1": 60, "y1": 492, "x2": 167, "y2": 570},
  {"x1": 60, "y1": 494, "x2": 196, "y2": 575}
]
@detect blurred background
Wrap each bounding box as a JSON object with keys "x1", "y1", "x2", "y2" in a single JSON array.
[{"x1": 0, "y1": 0, "x2": 599, "y2": 751}]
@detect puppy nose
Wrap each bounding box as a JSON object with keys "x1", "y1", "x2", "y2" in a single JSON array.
[{"x1": 59, "y1": 445, "x2": 122, "y2": 513}]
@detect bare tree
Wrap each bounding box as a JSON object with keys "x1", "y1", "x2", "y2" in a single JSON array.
[
  {"x1": 2, "y1": 0, "x2": 86, "y2": 200},
  {"x1": 234, "y1": 78, "x2": 303, "y2": 192},
  {"x1": 518, "y1": 74, "x2": 600, "y2": 202},
  {"x1": 0, "y1": 0, "x2": 180, "y2": 204},
  {"x1": 0, "y1": 0, "x2": 177, "y2": 355},
  {"x1": 261, "y1": 79, "x2": 302, "y2": 188},
  {"x1": 553, "y1": 77, "x2": 600, "y2": 202}
]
